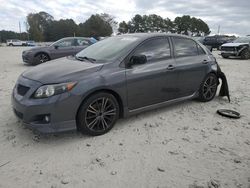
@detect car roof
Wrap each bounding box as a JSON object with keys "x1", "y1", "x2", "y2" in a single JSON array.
[
  {"x1": 238, "y1": 36, "x2": 250, "y2": 39},
  {"x1": 60, "y1": 37, "x2": 91, "y2": 40},
  {"x1": 117, "y1": 33, "x2": 192, "y2": 40}
]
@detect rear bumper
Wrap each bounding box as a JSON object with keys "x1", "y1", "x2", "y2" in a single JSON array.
[{"x1": 217, "y1": 68, "x2": 230, "y2": 102}]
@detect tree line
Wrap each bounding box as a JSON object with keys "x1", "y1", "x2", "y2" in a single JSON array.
[
  {"x1": 118, "y1": 14, "x2": 210, "y2": 36},
  {"x1": 26, "y1": 12, "x2": 114, "y2": 42},
  {"x1": 0, "y1": 12, "x2": 210, "y2": 42}
]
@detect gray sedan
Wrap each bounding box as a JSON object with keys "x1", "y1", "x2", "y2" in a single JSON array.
[
  {"x1": 22, "y1": 37, "x2": 96, "y2": 65},
  {"x1": 12, "y1": 33, "x2": 229, "y2": 136}
]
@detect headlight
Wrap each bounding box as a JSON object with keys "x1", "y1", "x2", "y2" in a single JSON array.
[{"x1": 33, "y1": 82, "x2": 77, "y2": 99}]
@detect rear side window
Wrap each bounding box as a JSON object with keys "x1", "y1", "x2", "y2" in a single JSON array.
[
  {"x1": 197, "y1": 44, "x2": 206, "y2": 55},
  {"x1": 133, "y1": 38, "x2": 171, "y2": 62},
  {"x1": 173, "y1": 37, "x2": 198, "y2": 57}
]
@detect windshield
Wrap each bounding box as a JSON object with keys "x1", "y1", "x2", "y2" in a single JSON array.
[
  {"x1": 233, "y1": 37, "x2": 250, "y2": 43},
  {"x1": 76, "y1": 36, "x2": 140, "y2": 62}
]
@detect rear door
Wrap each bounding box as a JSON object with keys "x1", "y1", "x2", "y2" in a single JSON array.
[
  {"x1": 125, "y1": 37, "x2": 178, "y2": 110},
  {"x1": 171, "y1": 37, "x2": 210, "y2": 98}
]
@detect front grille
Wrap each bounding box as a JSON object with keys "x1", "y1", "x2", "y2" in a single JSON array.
[
  {"x1": 17, "y1": 84, "x2": 30, "y2": 96},
  {"x1": 14, "y1": 109, "x2": 23, "y2": 119},
  {"x1": 221, "y1": 47, "x2": 236, "y2": 51}
]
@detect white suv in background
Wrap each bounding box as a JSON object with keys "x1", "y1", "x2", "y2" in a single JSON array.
[{"x1": 6, "y1": 39, "x2": 26, "y2": 46}]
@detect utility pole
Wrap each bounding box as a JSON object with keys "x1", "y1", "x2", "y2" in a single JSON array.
[
  {"x1": 19, "y1": 21, "x2": 21, "y2": 39},
  {"x1": 217, "y1": 25, "x2": 220, "y2": 35},
  {"x1": 24, "y1": 21, "x2": 30, "y2": 40}
]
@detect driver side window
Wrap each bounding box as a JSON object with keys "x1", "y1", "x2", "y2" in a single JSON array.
[
  {"x1": 76, "y1": 38, "x2": 90, "y2": 46},
  {"x1": 56, "y1": 39, "x2": 74, "y2": 47},
  {"x1": 133, "y1": 38, "x2": 171, "y2": 63}
]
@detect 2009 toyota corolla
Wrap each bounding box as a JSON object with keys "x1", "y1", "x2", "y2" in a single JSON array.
[{"x1": 12, "y1": 33, "x2": 229, "y2": 136}]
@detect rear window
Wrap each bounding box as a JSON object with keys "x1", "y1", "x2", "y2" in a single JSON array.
[{"x1": 173, "y1": 37, "x2": 198, "y2": 57}]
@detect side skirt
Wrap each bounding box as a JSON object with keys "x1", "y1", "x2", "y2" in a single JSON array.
[{"x1": 123, "y1": 92, "x2": 198, "y2": 117}]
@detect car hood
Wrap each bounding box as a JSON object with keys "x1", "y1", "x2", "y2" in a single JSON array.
[
  {"x1": 221, "y1": 42, "x2": 249, "y2": 47},
  {"x1": 22, "y1": 57, "x2": 103, "y2": 84}
]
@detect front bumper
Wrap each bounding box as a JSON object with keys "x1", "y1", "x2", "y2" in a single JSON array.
[
  {"x1": 22, "y1": 52, "x2": 35, "y2": 64},
  {"x1": 221, "y1": 51, "x2": 238, "y2": 56},
  {"x1": 11, "y1": 76, "x2": 78, "y2": 133}
]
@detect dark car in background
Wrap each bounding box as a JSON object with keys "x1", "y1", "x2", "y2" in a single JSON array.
[
  {"x1": 203, "y1": 35, "x2": 236, "y2": 50},
  {"x1": 192, "y1": 36, "x2": 205, "y2": 44},
  {"x1": 22, "y1": 37, "x2": 96, "y2": 65},
  {"x1": 192, "y1": 36, "x2": 212, "y2": 52},
  {"x1": 221, "y1": 36, "x2": 250, "y2": 59},
  {"x1": 12, "y1": 33, "x2": 229, "y2": 136}
]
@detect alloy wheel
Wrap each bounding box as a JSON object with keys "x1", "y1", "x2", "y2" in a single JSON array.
[
  {"x1": 85, "y1": 97, "x2": 117, "y2": 132},
  {"x1": 202, "y1": 75, "x2": 217, "y2": 100},
  {"x1": 39, "y1": 54, "x2": 49, "y2": 63}
]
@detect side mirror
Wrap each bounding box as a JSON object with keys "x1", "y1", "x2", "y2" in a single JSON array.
[
  {"x1": 54, "y1": 45, "x2": 59, "y2": 49},
  {"x1": 128, "y1": 55, "x2": 147, "y2": 67}
]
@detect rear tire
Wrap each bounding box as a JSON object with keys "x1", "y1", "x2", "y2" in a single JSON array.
[
  {"x1": 77, "y1": 92, "x2": 119, "y2": 136},
  {"x1": 198, "y1": 73, "x2": 218, "y2": 102},
  {"x1": 240, "y1": 49, "x2": 250, "y2": 59}
]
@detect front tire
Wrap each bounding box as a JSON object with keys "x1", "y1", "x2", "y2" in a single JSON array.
[
  {"x1": 240, "y1": 49, "x2": 250, "y2": 59},
  {"x1": 198, "y1": 73, "x2": 218, "y2": 102},
  {"x1": 222, "y1": 54, "x2": 229, "y2": 58},
  {"x1": 77, "y1": 92, "x2": 119, "y2": 136},
  {"x1": 34, "y1": 53, "x2": 50, "y2": 65}
]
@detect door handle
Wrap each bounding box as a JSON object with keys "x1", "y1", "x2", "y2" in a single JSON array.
[
  {"x1": 167, "y1": 65, "x2": 175, "y2": 70},
  {"x1": 202, "y1": 59, "x2": 209, "y2": 64}
]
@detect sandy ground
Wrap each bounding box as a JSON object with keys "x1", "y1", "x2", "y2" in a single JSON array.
[{"x1": 0, "y1": 46, "x2": 249, "y2": 188}]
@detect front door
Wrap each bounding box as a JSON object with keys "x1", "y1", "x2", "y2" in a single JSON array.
[
  {"x1": 125, "y1": 37, "x2": 178, "y2": 110},
  {"x1": 50, "y1": 38, "x2": 75, "y2": 59}
]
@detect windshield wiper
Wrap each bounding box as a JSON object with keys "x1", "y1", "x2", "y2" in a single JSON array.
[{"x1": 75, "y1": 56, "x2": 96, "y2": 63}]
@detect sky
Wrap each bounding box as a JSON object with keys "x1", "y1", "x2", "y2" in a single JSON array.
[{"x1": 0, "y1": 0, "x2": 249, "y2": 36}]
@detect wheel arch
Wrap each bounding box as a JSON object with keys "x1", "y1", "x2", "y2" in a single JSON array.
[
  {"x1": 239, "y1": 46, "x2": 250, "y2": 58},
  {"x1": 76, "y1": 88, "x2": 124, "y2": 125},
  {"x1": 34, "y1": 51, "x2": 51, "y2": 60},
  {"x1": 209, "y1": 70, "x2": 219, "y2": 83}
]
